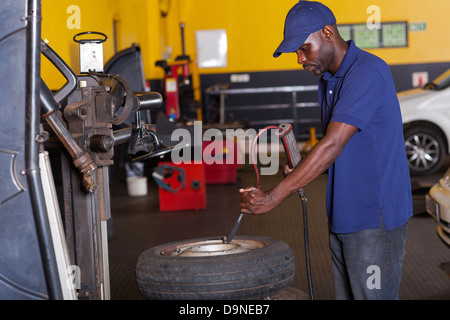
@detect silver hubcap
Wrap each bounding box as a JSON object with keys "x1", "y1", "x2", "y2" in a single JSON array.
[
  {"x1": 160, "y1": 239, "x2": 265, "y2": 257},
  {"x1": 405, "y1": 133, "x2": 440, "y2": 171}
]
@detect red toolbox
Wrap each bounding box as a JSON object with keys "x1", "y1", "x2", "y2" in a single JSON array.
[
  {"x1": 153, "y1": 162, "x2": 206, "y2": 212},
  {"x1": 203, "y1": 139, "x2": 241, "y2": 184}
]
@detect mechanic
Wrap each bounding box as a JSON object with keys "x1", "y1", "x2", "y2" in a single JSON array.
[{"x1": 239, "y1": 1, "x2": 413, "y2": 300}]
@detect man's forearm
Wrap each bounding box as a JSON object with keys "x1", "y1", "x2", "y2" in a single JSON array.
[
  {"x1": 267, "y1": 121, "x2": 358, "y2": 207},
  {"x1": 239, "y1": 122, "x2": 357, "y2": 215},
  {"x1": 267, "y1": 136, "x2": 340, "y2": 206}
]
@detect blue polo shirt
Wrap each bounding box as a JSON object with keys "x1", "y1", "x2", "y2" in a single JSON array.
[{"x1": 318, "y1": 41, "x2": 413, "y2": 233}]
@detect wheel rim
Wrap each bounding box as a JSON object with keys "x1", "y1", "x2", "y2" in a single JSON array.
[
  {"x1": 405, "y1": 132, "x2": 441, "y2": 172},
  {"x1": 160, "y1": 239, "x2": 265, "y2": 257}
]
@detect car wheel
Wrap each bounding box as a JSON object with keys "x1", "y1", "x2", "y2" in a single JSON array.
[
  {"x1": 135, "y1": 235, "x2": 295, "y2": 300},
  {"x1": 404, "y1": 125, "x2": 446, "y2": 175}
]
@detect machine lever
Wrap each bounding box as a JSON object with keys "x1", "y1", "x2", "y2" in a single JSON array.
[{"x1": 134, "y1": 92, "x2": 163, "y2": 111}]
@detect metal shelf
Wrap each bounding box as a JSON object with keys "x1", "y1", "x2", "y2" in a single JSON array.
[{"x1": 204, "y1": 85, "x2": 319, "y2": 139}]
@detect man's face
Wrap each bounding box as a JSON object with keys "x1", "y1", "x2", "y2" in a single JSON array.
[{"x1": 294, "y1": 30, "x2": 333, "y2": 75}]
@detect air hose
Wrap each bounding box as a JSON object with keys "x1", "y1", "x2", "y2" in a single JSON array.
[{"x1": 250, "y1": 124, "x2": 314, "y2": 300}]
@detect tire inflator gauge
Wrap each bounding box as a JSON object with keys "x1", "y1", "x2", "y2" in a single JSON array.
[
  {"x1": 278, "y1": 123, "x2": 305, "y2": 198},
  {"x1": 278, "y1": 123, "x2": 314, "y2": 300},
  {"x1": 279, "y1": 124, "x2": 302, "y2": 169},
  {"x1": 225, "y1": 123, "x2": 314, "y2": 299}
]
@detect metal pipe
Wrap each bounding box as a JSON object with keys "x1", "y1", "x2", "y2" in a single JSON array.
[
  {"x1": 180, "y1": 22, "x2": 186, "y2": 57},
  {"x1": 205, "y1": 85, "x2": 318, "y2": 95},
  {"x1": 134, "y1": 92, "x2": 163, "y2": 111},
  {"x1": 113, "y1": 19, "x2": 118, "y2": 54},
  {"x1": 25, "y1": 0, "x2": 63, "y2": 300},
  {"x1": 113, "y1": 124, "x2": 159, "y2": 146},
  {"x1": 45, "y1": 111, "x2": 98, "y2": 193},
  {"x1": 40, "y1": 80, "x2": 98, "y2": 193},
  {"x1": 112, "y1": 127, "x2": 132, "y2": 145}
]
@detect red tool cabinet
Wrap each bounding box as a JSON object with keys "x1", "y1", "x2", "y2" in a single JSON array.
[
  {"x1": 154, "y1": 162, "x2": 206, "y2": 212},
  {"x1": 203, "y1": 139, "x2": 241, "y2": 184}
]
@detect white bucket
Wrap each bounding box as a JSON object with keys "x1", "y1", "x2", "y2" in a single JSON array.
[{"x1": 126, "y1": 176, "x2": 148, "y2": 197}]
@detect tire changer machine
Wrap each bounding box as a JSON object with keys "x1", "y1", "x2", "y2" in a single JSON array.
[{"x1": 0, "y1": 1, "x2": 173, "y2": 300}]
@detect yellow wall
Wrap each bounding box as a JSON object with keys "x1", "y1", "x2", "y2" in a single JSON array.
[
  {"x1": 42, "y1": 0, "x2": 160, "y2": 89},
  {"x1": 168, "y1": 0, "x2": 450, "y2": 73},
  {"x1": 42, "y1": 0, "x2": 450, "y2": 89},
  {"x1": 326, "y1": 0, "x2": 450, "y2": 66}
]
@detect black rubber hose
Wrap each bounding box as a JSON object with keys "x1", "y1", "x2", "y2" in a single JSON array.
[
  {"x1": 251, "y1": 126, "x2": 315, "y2": 300},
  {"x1": 301, "y1": 195, "x2": 314, "y2": 300}
]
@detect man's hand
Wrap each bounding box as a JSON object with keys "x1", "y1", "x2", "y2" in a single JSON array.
[{"x1": 239, "y1": 187, "x2": 274, "y2": 215}]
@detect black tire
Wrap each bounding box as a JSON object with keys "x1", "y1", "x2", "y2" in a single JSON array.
[
  {"x1": 404, "y1": 125, "x2": 446, "y2": 175},
  {"x1": 135, "y1": 235, "x2": 295, "y2": 300}
]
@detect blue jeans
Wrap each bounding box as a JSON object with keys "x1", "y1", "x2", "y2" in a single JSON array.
[{"x1": 329, "y1": 217, "x2": 408, "y2": 300}]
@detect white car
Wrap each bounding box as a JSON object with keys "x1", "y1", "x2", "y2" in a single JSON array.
[
  {"x1": 426, "y1": 167, "x2": 450, "y2": 246},
  {"x1": 398, "y1": 70, "x2": 450, "y2": 175}
]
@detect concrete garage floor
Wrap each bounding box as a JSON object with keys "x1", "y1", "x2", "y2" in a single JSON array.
[{"x1": 107, "y1": 156, "x2": 450, "y2": 300}]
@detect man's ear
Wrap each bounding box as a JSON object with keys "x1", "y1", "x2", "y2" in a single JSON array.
[{"x1": 321, "y1": 25, "x2": 334, "y2": 41}]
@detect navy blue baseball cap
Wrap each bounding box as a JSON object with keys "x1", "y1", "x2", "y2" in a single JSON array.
[{"x1": 273, "y1": 1, "x2": 336, "y2": 58}]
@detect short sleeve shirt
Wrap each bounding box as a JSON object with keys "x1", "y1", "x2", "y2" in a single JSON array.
[{"x1": 318, "y1": 41, "x2": 413, "y2": 233}]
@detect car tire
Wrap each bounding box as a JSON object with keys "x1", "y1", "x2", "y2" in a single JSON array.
[
  {"x1": 135, "y1": 235, "x2": 295, "y2": 300},
  {"x1": 404, "y1": 125, "x2": 446, "y2": 175}
]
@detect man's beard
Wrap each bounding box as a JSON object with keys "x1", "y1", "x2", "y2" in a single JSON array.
[{"x1": 303, "y1": 63, "x2": 324, "y2": 75}]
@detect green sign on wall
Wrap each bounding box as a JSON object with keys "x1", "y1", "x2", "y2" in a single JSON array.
[
  {"x1": 409, "y1": 22, "x2": 427, "y2": 32},
  {"x1": 338, "y1": 21, "x2": 408, "y2": 49}
]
